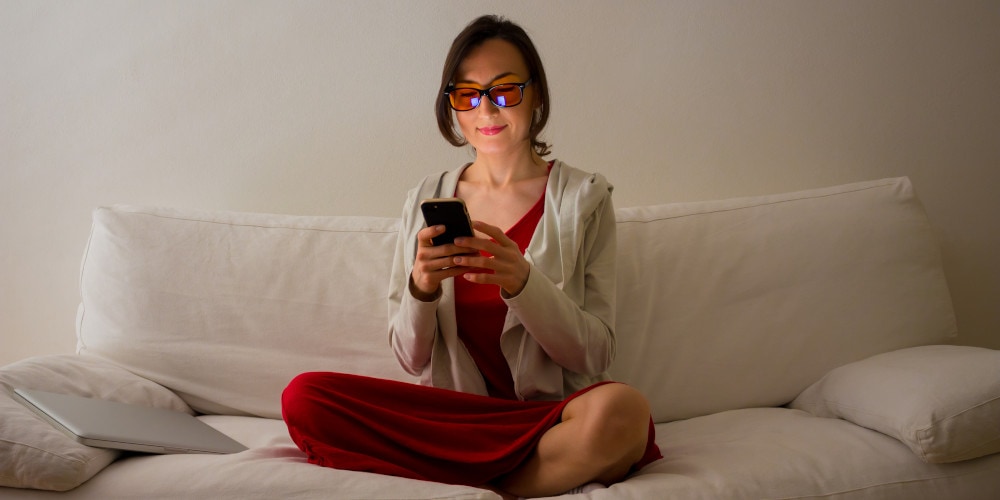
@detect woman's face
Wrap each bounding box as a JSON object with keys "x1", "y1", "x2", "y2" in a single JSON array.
[{"x1": 452, "y1": 38, "x2": 536, "y2": 159}]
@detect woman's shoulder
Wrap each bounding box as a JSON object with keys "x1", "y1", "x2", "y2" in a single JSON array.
[
  {"x1": 408, "y1": 163, "x2": 472, "y2": 200},
  {"x1": 551, "y1": 160, "x2": 613, "y2": 198}
]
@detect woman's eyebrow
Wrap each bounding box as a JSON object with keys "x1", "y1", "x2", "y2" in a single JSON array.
[{"x1": 454, "y1": 72, "x2": 519, "y2": 86}]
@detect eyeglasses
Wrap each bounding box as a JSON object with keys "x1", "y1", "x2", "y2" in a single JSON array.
[{"x1": 444, "y1": 78, "x2": 532, "y2": 111}]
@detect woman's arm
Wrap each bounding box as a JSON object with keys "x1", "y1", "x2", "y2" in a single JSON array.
[
  {"x1": 387, "y1": 189, "x2": 440, "y2": 376},
  {"x1": 506, "y1": 190, "x2": 617, "y2": 376}
]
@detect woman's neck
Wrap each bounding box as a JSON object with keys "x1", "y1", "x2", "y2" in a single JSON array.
[{"x1": 467, "y1": 150, "x2": 548, "y2": 189}]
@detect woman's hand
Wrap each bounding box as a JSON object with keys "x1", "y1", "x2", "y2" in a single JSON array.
[
  {"x1": 452, "y1": 221, "x2": 530, "y2": 296},
  {"x1": 410, "y1": 224, "x2": 474, "y2": 300}
]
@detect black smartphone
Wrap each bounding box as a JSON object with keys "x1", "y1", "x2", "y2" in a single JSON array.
[{"x1": 420, "y1": 198, "x2": 474, "y2": 246}]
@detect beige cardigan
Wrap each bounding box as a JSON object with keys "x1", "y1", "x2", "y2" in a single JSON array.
[{"x1": 388, "y1": 160, "x2": 617, "y2": 401}]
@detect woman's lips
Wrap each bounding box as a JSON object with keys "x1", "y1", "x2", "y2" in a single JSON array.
[{"x1": 478, "y1": 125, "x2": 507, "y2": 136}]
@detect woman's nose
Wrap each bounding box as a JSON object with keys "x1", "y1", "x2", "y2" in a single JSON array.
[{"x1": 477, "y1": 96, "x2": 500, "y2": 115}]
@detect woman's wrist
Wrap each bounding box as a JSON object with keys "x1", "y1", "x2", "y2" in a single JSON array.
[
  {"x1": 409, "y1": 275, "x2": 441, "y2": 302},
  {"x1": 501, "y1": 265, "x2": 530, "y2": 298}
]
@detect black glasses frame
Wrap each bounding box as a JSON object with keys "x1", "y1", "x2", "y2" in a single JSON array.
[{"x1": 444, "y1": 78, "x2": 532, "y2": 111}]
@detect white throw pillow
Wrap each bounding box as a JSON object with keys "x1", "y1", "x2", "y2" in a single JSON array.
[
  {"x1": 790, "y1": 345, "x2": 1000, "y2": 463},
  {"x1": 0, "y1": 355, "x2": 191, "y2": 491}
]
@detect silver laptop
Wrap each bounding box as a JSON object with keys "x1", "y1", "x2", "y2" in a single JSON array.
[{"x1": 13, "y1": 388, "x2": 247, "y2": 455}]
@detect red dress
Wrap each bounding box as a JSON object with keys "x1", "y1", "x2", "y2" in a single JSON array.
[
  {"x1": 452, "y1": 186, "x2": 545, "y2": 400},
  {"x1": 282, "y1": 178, "x2": 661, "y2": 486}
]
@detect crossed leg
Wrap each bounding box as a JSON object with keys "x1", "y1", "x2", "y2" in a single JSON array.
[{"x1": 495, "y1": 383, "x2": 652, "y2": 498}]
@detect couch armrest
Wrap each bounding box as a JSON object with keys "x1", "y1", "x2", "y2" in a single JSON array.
[
  {"x1": 0, "y1": 354, "x2": 191, "y2": 491},
  {"x1": 790, "y1": 345, "x2": 1000, "y2": 463}
]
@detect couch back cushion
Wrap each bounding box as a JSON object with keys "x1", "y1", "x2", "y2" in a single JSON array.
[
  {"x1": 78, "y1": 206, "x2": 414, "y2": 418},
  {"x1": 78, "y1": 177, "x2": 957, "y2": 422},
  {"x1": 609, "y1": 177, "x2": 957, "y2": 422}
]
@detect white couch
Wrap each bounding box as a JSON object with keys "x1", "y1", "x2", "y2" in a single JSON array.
[{"x1": 2, "y1": 177, "x2": 999, "y2": 499}]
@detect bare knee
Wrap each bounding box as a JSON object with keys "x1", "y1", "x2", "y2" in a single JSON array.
[
  {"x1": 496, "y1": 384, "x2": 652, "y2": 496},
  {"x1": 565, "y1": 384, "x2": 651, "y2": 470}
]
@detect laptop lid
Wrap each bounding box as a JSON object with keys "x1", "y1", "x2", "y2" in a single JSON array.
[{"x1": 13, "y1": 388, "x2": 247, "y2": 455}]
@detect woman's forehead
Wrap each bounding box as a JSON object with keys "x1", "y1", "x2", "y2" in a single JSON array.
[{"x1": 454, "y1": 39, "x2": 529, "y2": 87}]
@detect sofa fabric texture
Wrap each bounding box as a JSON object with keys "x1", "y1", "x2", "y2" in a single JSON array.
[
  {"x1": 76, "y1": 209, "x2": 415, "y2": 418},
  {"x1": 610, "y1": 177, "x2": 957, "y2": 421},
  {"x1": 2, "y1": 176, "x2": 997, "y2": 498}
]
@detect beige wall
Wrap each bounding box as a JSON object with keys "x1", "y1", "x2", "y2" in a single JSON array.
[{"x1": 2, "y1": 0, "x2": 998, "y2": 366}]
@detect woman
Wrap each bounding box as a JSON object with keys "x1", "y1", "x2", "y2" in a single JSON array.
[{"x1": 283, "y1": 15, "x2": 660, "y2": 498}]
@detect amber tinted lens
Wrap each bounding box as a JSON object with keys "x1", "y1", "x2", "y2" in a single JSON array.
[
  {"x1": 449, "y1": 88, "x2": 481, "y2": 111},
  {"x1": 488, "y1": 84, "x2": 523, "y2": 107}
]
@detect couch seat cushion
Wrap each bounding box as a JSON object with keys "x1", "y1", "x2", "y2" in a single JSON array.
[
  {"x1": 0, "y1": 415, "x2": 499, "y2": 500},
  {"x1": 607, "y1": 408, "x2": 1000, "y2": 500}
]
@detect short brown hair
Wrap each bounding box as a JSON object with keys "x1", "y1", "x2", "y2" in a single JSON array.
[{"x1": 435, "y1": 15, "x2": 551, "y2": 157}]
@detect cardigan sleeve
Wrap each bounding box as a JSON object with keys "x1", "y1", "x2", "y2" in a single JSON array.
[{"x1": 387, "y1": 186, "x2": 440, "y2": 376}]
